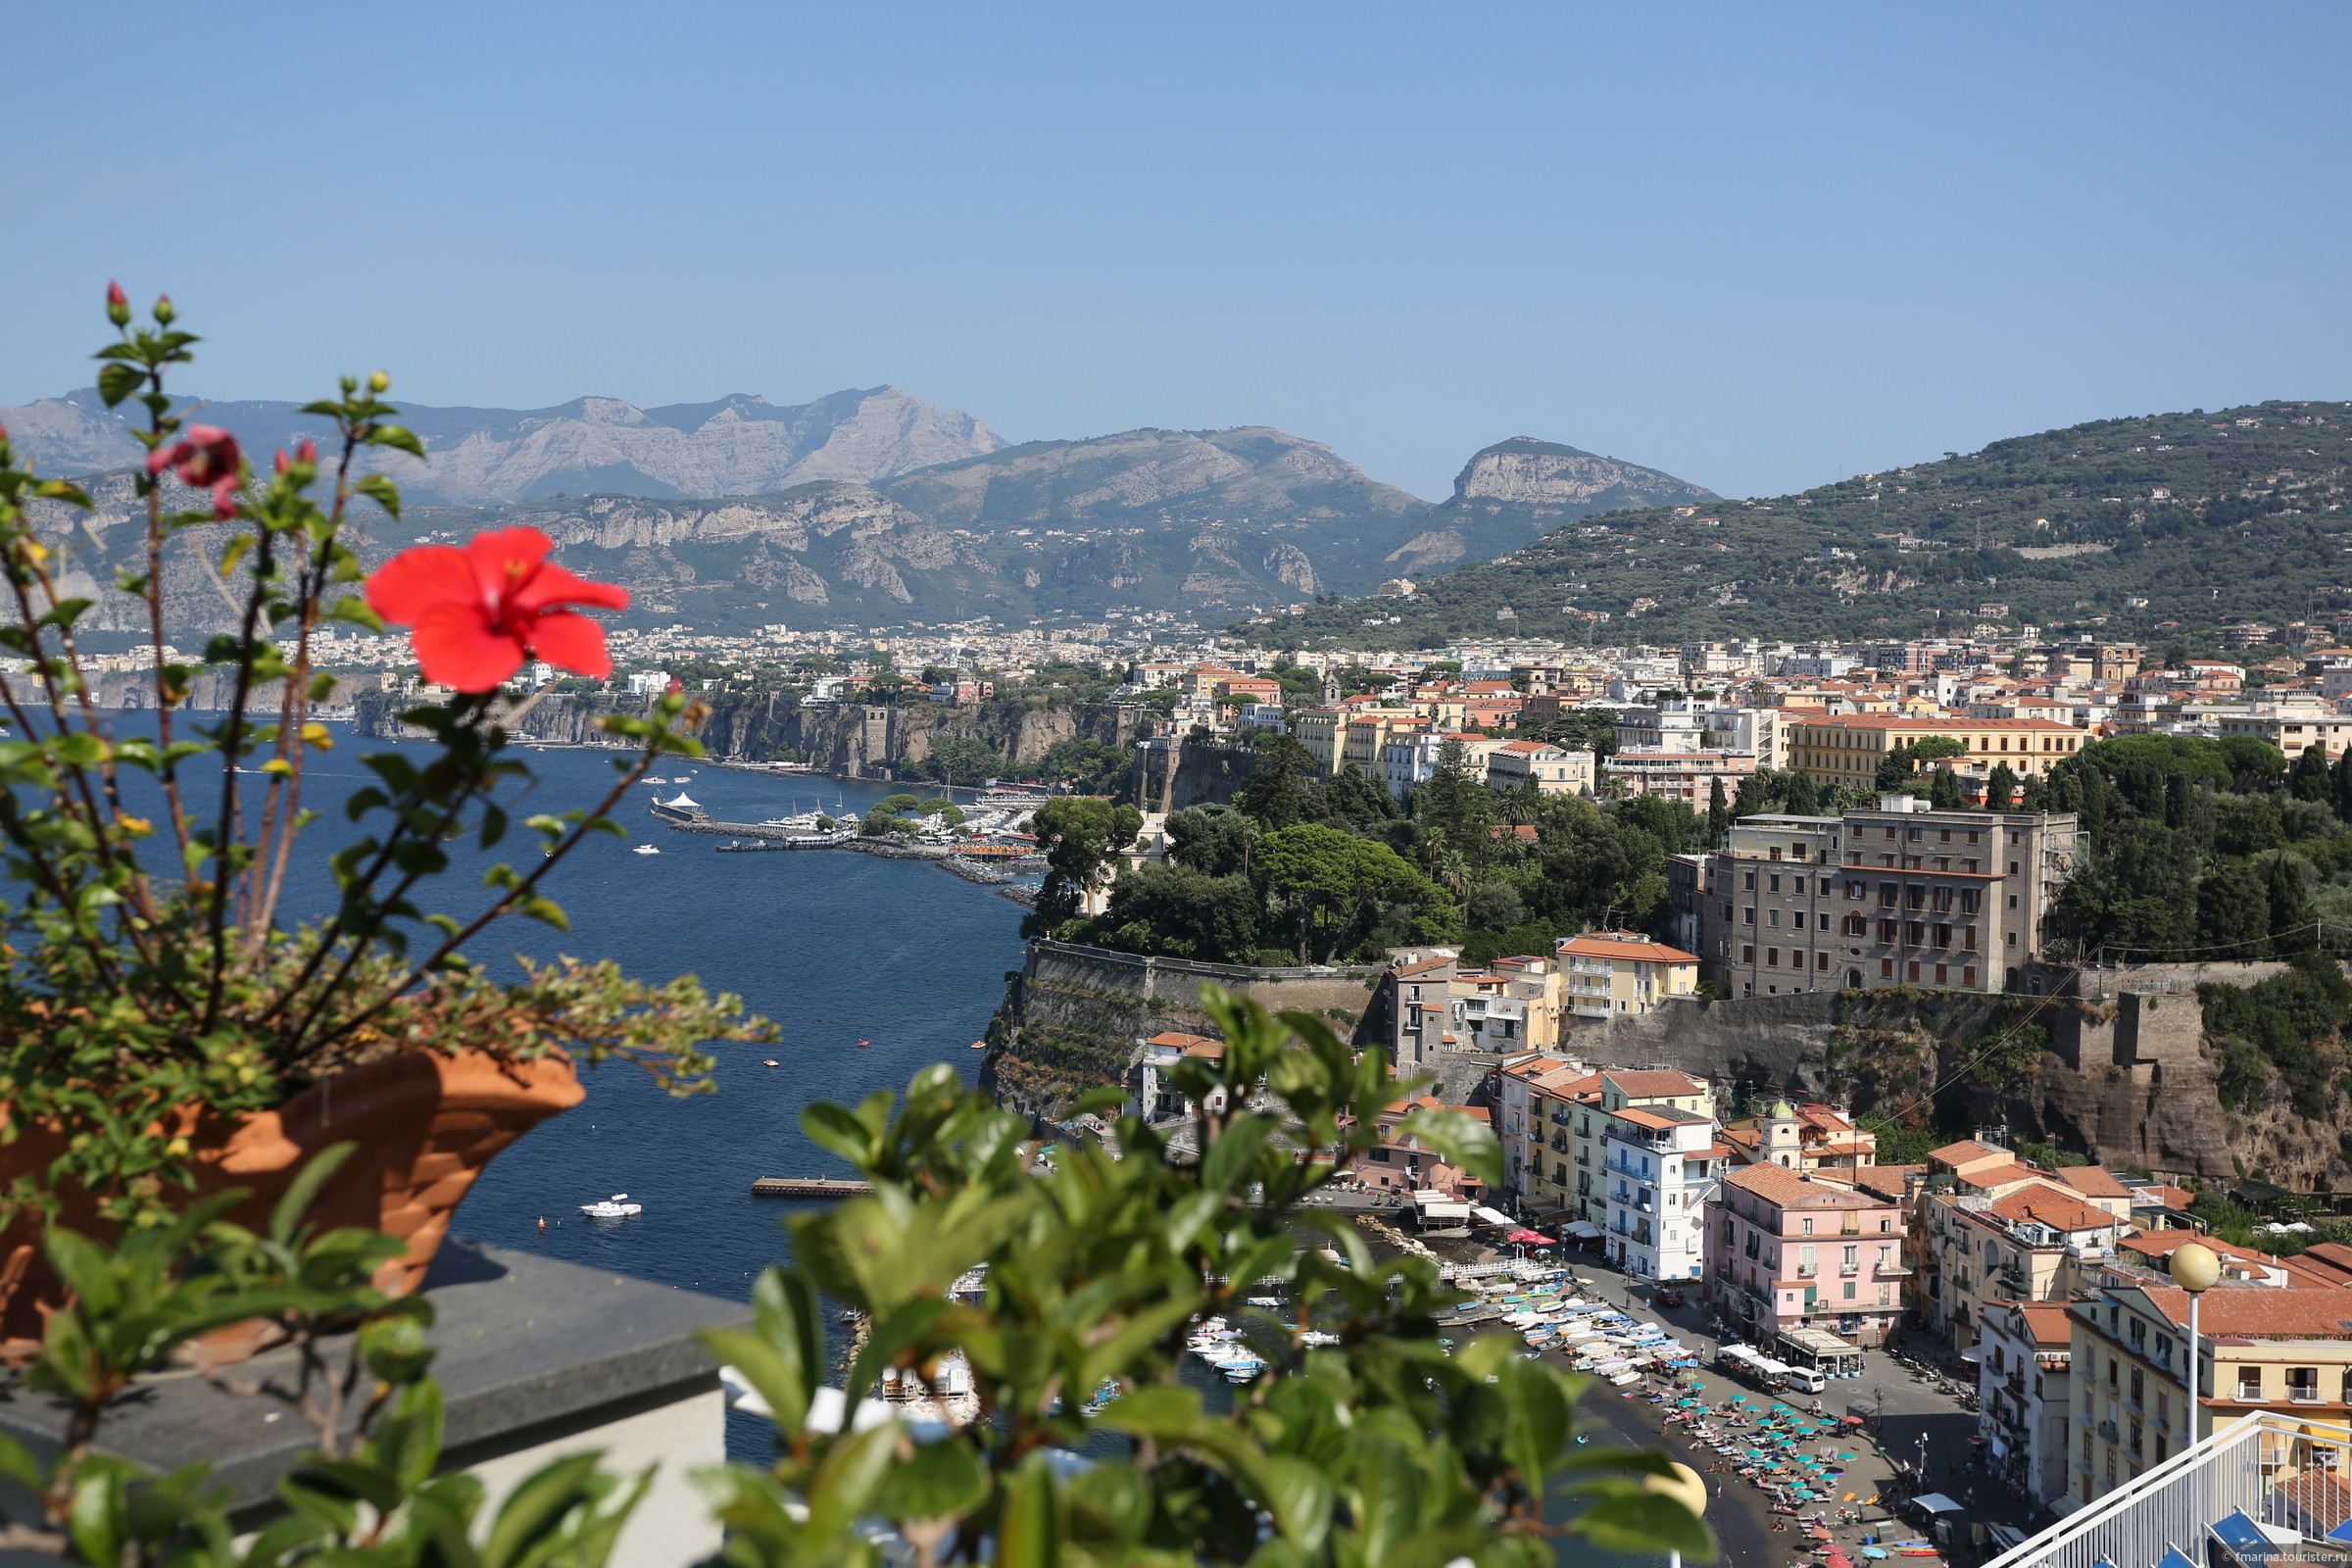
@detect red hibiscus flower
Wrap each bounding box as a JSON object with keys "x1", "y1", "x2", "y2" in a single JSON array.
[
  {"x1": 365, "y1": 527, "x2": 628, "y2": 693},
  {"x1": 147, "y1": 424, "x2": 242, "y2": 488}
]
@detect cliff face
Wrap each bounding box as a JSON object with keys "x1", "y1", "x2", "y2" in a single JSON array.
[
  {"x1": 359, "y1": 690, "x2": 1148, "y2": 777},
  {"x1": 1, "y1": 386, "x2": 1004, "y2": 505},
  {"x1": 1379, "y1": 437, "x2": 1718, "y2": 578}
]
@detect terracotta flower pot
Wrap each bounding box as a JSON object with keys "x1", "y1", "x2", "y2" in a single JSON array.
[{"x1": 0, "y1": 1048, "x2": 584, "y2": 1348}]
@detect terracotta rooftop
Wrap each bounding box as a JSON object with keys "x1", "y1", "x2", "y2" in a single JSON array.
[
  {"x1": 1146, "y1": 1031, "x2": 1219, "y2": 1052},
  {"x1": 1559, "y1": 934, "x2": 1702, "y2": 966},
  {"x1": 1725, "y1": 1163, "x2": 1887, "y2": 1208},
  {"x1": 2054, "y1": 1166, "x2": 2132, "y2": 1199},
  {"x1": 1985, "y1": 1190, "x2": 2120, "y2": 1235},
  {"x1": 1614, "y1": 1104, "x2": 1712, "y2": 1130},
  {"x1": 2126, "y1": 1285, "x2": 2352, "y2": 1339},
  {"x1": 1598, "y1": 1068, "x2": 1707, "y2": 1099}
]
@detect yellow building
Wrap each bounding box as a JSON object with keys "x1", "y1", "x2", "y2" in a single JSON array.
[
  {"x1": 1556, "y1": 931, "x2": 1701, "y2": 1020},
  {"x1": 2070, "y1": 1283, "x2": 2352, "y2": 1502},
  {"x1": 1788, "y1": 714, "x2": 2085, "y2": 786}
]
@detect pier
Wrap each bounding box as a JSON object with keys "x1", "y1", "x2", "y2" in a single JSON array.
[{"x1": 750, "y1": 1176, "x2": 876, "y2": 1199}]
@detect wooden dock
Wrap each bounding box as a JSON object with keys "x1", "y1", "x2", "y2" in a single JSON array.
[{"x1": 750, "y1": 1176, "x2": 875, "y2": 1199}]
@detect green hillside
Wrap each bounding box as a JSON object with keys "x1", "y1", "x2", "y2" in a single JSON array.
[{"x1": 1255, "y1": 401, "x2": 2352, "y2": 651}]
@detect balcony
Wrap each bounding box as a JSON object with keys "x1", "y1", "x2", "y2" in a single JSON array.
[
  {"x1": 1839, "y1": 1262, "x2": 1860, "y2": 1276},
  {"x1": 1795, "y1": 1265, "x2": 1817, "y2": 1278},
  {"x1": 2097, "y1": 1419, "x2": 2119, "y2": 1444}
]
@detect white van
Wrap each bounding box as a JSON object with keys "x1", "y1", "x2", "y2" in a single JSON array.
[{"x1": 1777, "y1": 1365, "x2": 1829, "y2": 1396}]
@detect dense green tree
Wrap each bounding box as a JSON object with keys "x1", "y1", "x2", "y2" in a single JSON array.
[
  {"x1": 2268, "y1": 853, "x2": 2319, "y2": 956},
  {"x1": 1165, "y1": 804, "x2": 1254, "y2": 877},
  {"x1": 918, "y1": 797, "x2": 965, "y2": 826},
  {"x1": 1096, "y1": 862, "x2": 1259, "y2": 961},
  {"x1": 2195, "y1": 859, "x2": 2270, "y2": 955},
  {"x1": 1257, "y1": 824, "x2": 1448, "y2": 963},
  {"x1": 1024, "y1": 797, "x2": 1145, "y2": 937},
  {"x1": 1408, "y1": 741, "x2": 1493, "y2": 843},
  {"x1": 1234, "y1": 733, "x2": 1316, "y2": 829},
  {"x1": 1781, "y1": 770, "x2": 1823, "y2": 817},
  {"x1": 1706, "y1": 777, "x2": 1729, "y2": 846},
  {"x1": 1312, "y1": 764, "x2": 1402, "y2": 831},
  {"x1": 914, "y1": 736, "x2": 1003, "y2": 787},
  {"x1": 2290, "y1": 743, "x2": 2334, "y2": 805},
  {"x1": 1025, "y1": 735, "x2": 1132, "y2": 795},
  {"x1": 2333, "y1": 749, "x2": 2352, "y2": 823},
  {"x1": 1930, "y1": 764, "x2": 1964, "y2": 809},
  {"x1": 1984, "y1": 761, "x2": 2018, "y2": 809}
]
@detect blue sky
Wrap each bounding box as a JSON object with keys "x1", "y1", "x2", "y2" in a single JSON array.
[{"x1": 4, "y1": 2, "x2": 2347, "y2": 501}]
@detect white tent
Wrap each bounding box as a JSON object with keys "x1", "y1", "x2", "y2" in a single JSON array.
[
  {"x1": 1472, "y1": 1205, "x2": 1516, "y2": 1227},
  {"x1": 662, "y1": 793, "x2": 702, "y2": 810}
]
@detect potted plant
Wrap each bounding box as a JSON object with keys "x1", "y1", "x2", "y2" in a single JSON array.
[{"x1": 0, "y1": 284, "x2": 772, "y2": 1345}]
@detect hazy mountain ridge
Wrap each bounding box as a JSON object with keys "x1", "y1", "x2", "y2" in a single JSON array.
[
  {"x1": 1263, "y1": 400, "x2": 2352, "y2": 650},
  {"x1": 0, "y1": 386, "x2": 1004, "y2": 505}
]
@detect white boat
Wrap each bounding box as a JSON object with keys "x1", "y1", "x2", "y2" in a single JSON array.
[
  {"x1": 580, "y1": 1193, "x2": 642, "y2": 1218},
  {"x1": 632, "y1": 845, "x2": 661, "y2": 856}
]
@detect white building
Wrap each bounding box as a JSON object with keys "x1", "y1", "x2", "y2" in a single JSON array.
[
  {"x1": 1976, "y1": 1299, "x2": 2075, "y2": 1509},
  {"x1": 1601, "y1": 1102, "x2": 1726, "y2": 1283}
]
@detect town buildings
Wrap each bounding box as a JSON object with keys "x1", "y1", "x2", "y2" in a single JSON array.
[
  {"x1": 1704, "y1": 1156, "x2": 1912, "y2": 1349},
  {"x1": 1601, "y1": 1101, "x2": 1730, "y2": 1281},
  {"x1": 1977, "y1": 1301, "x2": 2075, "y2": 1505},
  {"x1": 1786, "y1": 714, "x2": 2086, "y2": 787},
  {"x1": 1556, "y1": 931, "x2": 1702, "y2": 1018},
  {"x1": 1695, "y1": 800, "x2": 2079, "y2": 999}
]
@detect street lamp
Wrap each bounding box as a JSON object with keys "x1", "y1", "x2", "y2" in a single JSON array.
[
  {"x1": 1642, "y1": 1460, "x2": 1709, "y2": 1568},
  {"x1": 2170, "y1": 1242, "x2": 2221, "y2": 1448}
]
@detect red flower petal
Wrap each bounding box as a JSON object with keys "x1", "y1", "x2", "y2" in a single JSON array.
[
  {"x1": 366, "y1": 544, "x2": 474, "y2": 628},
  {"x1": 522, "y1": 609, "x2": 613, "y2": 678},
  {"x1": 510, "y1": 558, "x2": 629, "y2": 616},
  {"x1": 460, "y1": 526, "x2": 556, "y2": 609},
  {"x1": 410, "y1": 604, "x2": 528, "y2": 692}
]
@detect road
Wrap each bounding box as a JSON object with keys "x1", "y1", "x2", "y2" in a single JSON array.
[{"x1": 1533, "y1": 1258, "x2": 2036, "y2": 1565}]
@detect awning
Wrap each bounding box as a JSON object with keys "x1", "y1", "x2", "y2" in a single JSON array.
[
  {"x1": 1910, "y1": 1493, "x2": 1964, "y2": 1515},
  {"x1": 1564, "y1": 1220, "x2": 1603, "y2": 1239},
  {"x1": 1473, "y1": 1205, "x2": 1516, "y2": 1227}
]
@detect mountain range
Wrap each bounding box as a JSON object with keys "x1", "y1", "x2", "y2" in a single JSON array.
[
  {"x1": 2, "y1": 387, "x2": 1715, "y2": 631},
  {"x1": 0, "y1": 386, "x2": 1004, "y2": 505},
  {"x1": 1258, "y1": 400, "x2": 2352, "y2": 651}
]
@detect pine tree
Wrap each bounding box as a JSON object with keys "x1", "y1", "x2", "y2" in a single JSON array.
[{"x1": 2290, "y1": 743, "x2": 2333, "y2": 804}]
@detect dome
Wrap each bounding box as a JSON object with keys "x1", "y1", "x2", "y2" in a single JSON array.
[{"x1": 1767, "y1": 1099, "x2": 1797, "y2": 1121}]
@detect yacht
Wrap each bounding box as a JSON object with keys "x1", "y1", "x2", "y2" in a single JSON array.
[
  {"x1": 580, "y1": 1194, "x2": 642, "y2": 1218},
  {"x1": 632, "y1": 844, "x2": 661, "y2": 856}
]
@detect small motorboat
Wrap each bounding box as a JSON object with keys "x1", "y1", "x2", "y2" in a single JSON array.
[
  {"x1": 763, "y1": 1058, "x2": 780, "y2": 1067},
  {"x1": 632, "y1": 844, "x2": 661, "y2": 856},
  {"x1": 857, "y1": 1039, "x2": 870, "y2": 1049},
  {"x1": 969, "y1": 1040, "x2": 986, "y2": 1051},
  {"x1": 580, "y1": 1193, "x2": 642, "y2": 1218}
]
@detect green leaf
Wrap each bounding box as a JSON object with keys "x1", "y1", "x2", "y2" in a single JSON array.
[
  {"x1": 95, "y1": 363, "x2": 144, "y2": 408},
  {"x1": 801, "y1": 1101, "x2": 879, "y2": 1167},
  {"x1": 872, "y1": 1437, "x2": 989, "y2": 1522},
  {"x1": 995, "y1": 1451, "x2": 1061, "y2": 1568},
  {"x1": 1200, "y1": 1113, "x2": 1275, "y2": 1196},
  {"x1": 270, "y1": 1142, "x2": 358, "y2": 1246},
  {"x1": 1571, "y1": 1486, "x2": 1716, "y2": 1561},
  {"x1": 355, "y1": 473, "x2": 403, "y2": 519},
  {"x1": 480, "y1": 1450, "x2": 604, "y2": 1568},
  {"x1": 368, "y1": 424, "x2": 427, "y2": 460}
]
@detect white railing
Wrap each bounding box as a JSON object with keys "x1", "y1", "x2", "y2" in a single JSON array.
[{"x1": 1985, "y1": 1411, "x2": 2351, "y2": 1568}]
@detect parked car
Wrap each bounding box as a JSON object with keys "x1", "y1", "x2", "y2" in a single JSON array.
[{"x1": 1653, "y1": 1287, "x2": 1686, "y2": 1308}]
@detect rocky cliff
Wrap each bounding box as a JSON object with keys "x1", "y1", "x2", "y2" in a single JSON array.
[
  {"x1": 2, "y1": 386, "x2": 1004, "y2": 505},
  {"x1": 1378, "y1": 437, "x2": 1718, "y2": 578},
  {"x1": 357, "y1": 689, "x2": 1148, "y2": 777}
]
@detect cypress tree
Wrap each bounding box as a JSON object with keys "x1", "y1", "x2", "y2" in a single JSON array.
[
  {"x1": 1985, "y1": 762, "x2": 2018, "y2": 809},
  {"x1": 1707, "y1": 777, "x2": 1729, "y2": 846},
  {"x1": 1931, "y1": 764, "x2": 1964, "y2": 809}
]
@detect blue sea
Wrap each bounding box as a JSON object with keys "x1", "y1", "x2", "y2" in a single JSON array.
[{"x1": 169, "y1": 728, "x2": 1028, "y2": 1459}]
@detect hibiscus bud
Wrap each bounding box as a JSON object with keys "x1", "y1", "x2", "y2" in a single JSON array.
[
  {"x1": 368, "y1": 371, "x2": 390, "y2": 394},
  {"x1": 211, "y1": 477, "x2": 237, "y2": 520},
  {"x1": 274, "y1": 449, "x2": 289, "y2": 476},
  {"x1": 296, "y1": 438, "x2": 318, "y2": 465},
  {"x1": 0, "y1": 422, "x2": 9, "y2": 444},
  {"x1": 153, "y1": 293, "x2": 175, "y2": 325},
  {"x1": 106, "y1": 280, "x2": 131, "y2": 326}
]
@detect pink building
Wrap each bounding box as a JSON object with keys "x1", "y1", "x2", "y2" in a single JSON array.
[{"x1": 1705, "y1": 1160, "x2": 1911, "y2": 1349}]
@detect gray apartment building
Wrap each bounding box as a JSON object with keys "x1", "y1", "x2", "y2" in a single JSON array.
[{"x1": 1696, "y1": 796, "x2": 2078, "y2": 998}]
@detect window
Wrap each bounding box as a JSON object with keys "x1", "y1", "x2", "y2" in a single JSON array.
[
  {"x1": 1767, "y1": 949, "x2": 1779, "y2": 966},
  {"x1": 1802, "y1": 1218, "x2": 1814, "y2": 1236},
  {"x1": 1741, "y1": 946, "x2": 1754, "y2": 964},
  {"x1": 1880, "y1": 1217, "x2": 1891, "y2": 1233},
  {"x1": 1769, "y1": 874, "x2": 1781, "y2": 893},
  {"x1": 1881, "y1": 958, "x2": 1894, "y2": 977},
  {"x1": 1878, "y1": 918, "x2": 1897, "y2": 942},
  {"x1": 2238, "y1": 1368, "x2": 2264, "y2": 1402},
  {"x1": 1879, "y1": 883, "x2": 1898, "y2": 906},
  {"x1": 1743, "y1": 906, "x2": 1755, "y2": 924},
  {"x1": 1845, "y1": 880, "x2": 1866, "y2": 900},
  {"x1": 1743, "y1": 870, "x2": 1756, "y2": 890},
  {"x1": 1769, "y1": 909, "x2": 1781, "y2": 928},
  {"x1": 1794, "y1": 876, "x2": 1807, "y2": 894},
  {"x1": 2289, "y1": 1367, "x2": 2321, "y2": 1404},
  {"x1": 1817, "y1": 952, "x2": 1830, "y2": 971}
]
